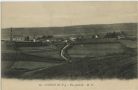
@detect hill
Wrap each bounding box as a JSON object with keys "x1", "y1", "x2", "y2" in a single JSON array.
[{"x1": 1, "y1": 23, "x2": 137, "y2": 40}]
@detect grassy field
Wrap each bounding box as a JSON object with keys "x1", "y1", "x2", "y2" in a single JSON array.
[
  {"x1": 68, "y1": 43, "x2": 124, "y2": 58},
  {"x1": 1, "y1": 39, "x2": 137, "y2": 79},
  {"x1": 21, "y1": 52, "x2": 137, "y2": 79}
]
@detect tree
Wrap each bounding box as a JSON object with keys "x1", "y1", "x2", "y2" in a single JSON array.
[{"x1": 24, "y1": 36, "x2": 29, "y2": 41}]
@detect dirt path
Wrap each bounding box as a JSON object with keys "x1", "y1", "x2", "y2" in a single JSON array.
[{"x1": 60, "y1": 43, "x2": 72, "y2": 62}]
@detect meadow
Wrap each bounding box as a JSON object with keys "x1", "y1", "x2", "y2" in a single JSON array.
[{"x1": 1, "y1": 39, "x2": 137, "y2": 79}]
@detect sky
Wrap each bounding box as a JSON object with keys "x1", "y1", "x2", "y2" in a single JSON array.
[{"x1": 1, "y1": 2, "x2": 138, "y2": 28}]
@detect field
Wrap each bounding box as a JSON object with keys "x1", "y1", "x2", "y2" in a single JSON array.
[
  {"x1": 1, "y1": 39, "x2": 137, "y2": 79},
  {"x1": 68, "y1": 43, "x2": 124, "y2": 58}
]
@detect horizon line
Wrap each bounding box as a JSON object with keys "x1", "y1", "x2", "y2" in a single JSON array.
[{"x1": 2, "y1": 22, "x2": 137, "y2": 29}]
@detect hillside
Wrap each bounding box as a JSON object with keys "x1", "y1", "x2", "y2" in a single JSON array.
[
  {"x1": 1, "y1": 23, "x2": 137, "y2": 40},
  {"x1": 2, "y1": 49, "x2": 137, "y2": 79}
]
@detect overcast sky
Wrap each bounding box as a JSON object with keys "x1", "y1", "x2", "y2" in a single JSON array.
[{"x1": 2, "y1": 2, "x2": 138, "y2": 28}]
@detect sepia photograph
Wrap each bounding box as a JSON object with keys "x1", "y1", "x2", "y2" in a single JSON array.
[{"x1": 1, "y1": 1, "x2": 137, "y2": 80}]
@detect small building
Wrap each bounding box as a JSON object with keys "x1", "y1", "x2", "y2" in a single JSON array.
[
  {"x1": 69, "y1": 37, "x2": 77, "y2": 41},
  {"x1": 117, "y1": 35, "x2": 125, "y2": 39},
  {"x1": 13, "y1": 36, "x2": 25, "y2": 41},
  {"x1": 92, "y1": 34, "x2": 99, "y2": 39}
]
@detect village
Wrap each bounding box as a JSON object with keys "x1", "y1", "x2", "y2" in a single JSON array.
[
  {"x1": 11, "y1": 30, "x2": 126, "y2": 44},
  {"x1": 1, "y1": 26, "x2": 137, "y2": 79}
]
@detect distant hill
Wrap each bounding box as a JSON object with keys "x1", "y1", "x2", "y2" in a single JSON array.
[{"x1": 1, "y1": 23, "x2": 137, "y2": 40}]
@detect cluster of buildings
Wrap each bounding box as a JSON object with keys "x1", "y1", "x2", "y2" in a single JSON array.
[{"x1": 4, "y1": 30, "x2": 126, "y2": 43}]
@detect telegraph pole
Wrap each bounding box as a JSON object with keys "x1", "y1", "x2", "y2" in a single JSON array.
[{"x1": 10, "y1": 28, "x2": 13, "y2": 41}]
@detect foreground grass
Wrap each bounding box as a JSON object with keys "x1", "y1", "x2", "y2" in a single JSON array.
[
  {"x1": 20, "y1": 52, "x2": 137, "y2": 79},
  {"x1": 2, "y1": 50, "x2": 137, "y2": 79},
  {"x1": 1, "y1": 39, "x2": 137, "y2": 79}
]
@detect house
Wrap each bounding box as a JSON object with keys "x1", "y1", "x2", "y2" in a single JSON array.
[
  {"x1": 92, "y1": 34, "x2": 99, "y2": 39},
  {"x1": 117, "y1": 35, "x2": 125, "y2": 39},
  {"x1": 69, "y1": 37, "x2": 77, "y2": 41},
  {"x1": 13, "y1": 36, "x2": 25, "y2": 41}
]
